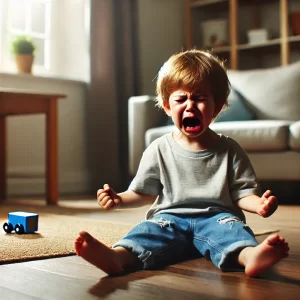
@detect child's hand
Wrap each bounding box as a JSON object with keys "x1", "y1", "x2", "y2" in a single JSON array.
[
  {"x1": 257, "y1": 190, "x2": 278, "y2": 218},
  {"x1": 97, "y1": 184, "x2": 123, "y2": 210}
]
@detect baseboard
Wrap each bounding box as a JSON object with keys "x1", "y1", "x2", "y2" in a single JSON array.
[{"x1": 7, "y1": 170, "x2": 91, "y2": 196}]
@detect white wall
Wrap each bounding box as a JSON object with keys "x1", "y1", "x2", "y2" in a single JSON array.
[
  {"x1": 49, "y1": 0, "x2": 90, "y2": 81},
  {"x1": 137, "y1": 0, "x2": 185, "y2": 95},
  {"x1": 0, "y1": 73, "x2": 89, "y2": 196}
]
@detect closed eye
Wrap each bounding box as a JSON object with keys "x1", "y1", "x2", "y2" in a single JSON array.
[
  {"x1": 192, "y1": 96, "x2": 208, "y2": 102},
  {"x1": 175, "y1": 99, "x2": 186, "y2": 103},
  {"x1": 172, "y1": 95, "x2": 208, "y2": 103},
  {"x1": 174, "y1": 97, "x2": 207, "y2": 104}
]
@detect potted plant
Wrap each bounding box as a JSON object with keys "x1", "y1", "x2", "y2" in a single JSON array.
[{"x1": 10, "y1": 35, "x2": 37, "y2": 73}]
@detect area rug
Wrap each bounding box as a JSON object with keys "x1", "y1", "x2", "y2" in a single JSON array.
[{"x1": 0, "y1": 208, "x2": 134, "y2": 264}]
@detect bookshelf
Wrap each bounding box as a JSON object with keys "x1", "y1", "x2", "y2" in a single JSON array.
[{"x1": 185, "y1": 0, "x2": 300, "y2": 69}]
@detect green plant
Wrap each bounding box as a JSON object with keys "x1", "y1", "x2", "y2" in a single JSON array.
[{"x1": 10, "y1": 35, "x2": 36, "y2": 55}]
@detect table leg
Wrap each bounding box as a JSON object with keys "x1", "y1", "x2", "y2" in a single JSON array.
[
  {"x1": 46, "y1": 99, "x2": 58, "y2": 205},
  {"x1": 0, "y1": 116, "x2": 6, "y2": 201}
]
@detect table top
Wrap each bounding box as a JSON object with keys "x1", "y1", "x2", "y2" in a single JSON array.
[
  {"x1": 0, "y1": 87, "x2": 66, "y2": 98},
  {"x1": 0, "y1": 88, "x2": 66, "y2": 115}
]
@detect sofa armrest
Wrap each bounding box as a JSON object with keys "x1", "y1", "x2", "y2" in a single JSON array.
[{"x1": 128, "y1": 95, "x2": 167, "y2": 177}]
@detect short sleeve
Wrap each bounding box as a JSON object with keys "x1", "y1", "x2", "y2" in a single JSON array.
[{"x1": 129, "y1": 142, "x2": 162, "y2": 196}]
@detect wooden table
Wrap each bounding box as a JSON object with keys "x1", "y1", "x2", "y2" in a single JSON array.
[{"x1": 0, "y1": 89, "x2": 66, "y2": 205}]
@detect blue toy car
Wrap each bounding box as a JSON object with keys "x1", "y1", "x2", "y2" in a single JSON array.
[{"x1": 3, "y1": 211, "x2": 39, "y2": 234}]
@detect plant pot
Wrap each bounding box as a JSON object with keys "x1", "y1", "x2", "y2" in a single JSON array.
[
  {"x1": 290, "y1": 11, "x2": 300, "y2": 36},
  {"x1": 15, "y1": 54, "x2": 34, "y2": 73}
]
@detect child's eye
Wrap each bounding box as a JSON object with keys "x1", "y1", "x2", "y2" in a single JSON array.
[
  {"x1": 175, "y1": 99, "x2": 185, "y2": 103},
  {"x1": 173, "y1": 95, "x2": 187, "y2": 103},
  {"x1": 192, "y1": 95, "x2": 207, "y2": 101}
]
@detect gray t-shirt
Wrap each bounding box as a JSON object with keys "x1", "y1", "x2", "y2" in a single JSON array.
[{"x1": 129, "y1": 133, "x2": 261, "y2": 222}]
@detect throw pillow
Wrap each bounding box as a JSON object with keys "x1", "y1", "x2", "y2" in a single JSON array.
[
  {"x1": 227, "y1": 61, "x2": 300, "y2": 121},
  {"x1": 215, "y1": 89, "x2": 256, "y2": 122}
]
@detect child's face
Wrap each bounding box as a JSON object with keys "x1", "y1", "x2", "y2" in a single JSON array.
[{"x1": 164, "y1": 81, "x2": 217, "y2": 139}]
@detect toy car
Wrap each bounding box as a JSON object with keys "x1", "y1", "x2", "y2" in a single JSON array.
[{"x1": 3, "y1": 211, "x2": 39, "y2": 234}]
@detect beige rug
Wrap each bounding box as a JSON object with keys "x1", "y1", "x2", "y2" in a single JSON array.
[{"x1": 0, "y1": 205, "x2": 134, "y2": 264}]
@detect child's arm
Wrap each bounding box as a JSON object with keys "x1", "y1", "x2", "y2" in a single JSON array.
[
  {"x1": 236, "y1": 190, "x2": 278, "y2": 218},
  {"x1": 97, "y1": 184, "x2": 157, "y2": 210}
]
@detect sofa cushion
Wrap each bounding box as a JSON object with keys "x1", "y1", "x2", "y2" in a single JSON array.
[
  {"x1": 216, "y1": 89, "x2": 256, "y2": 122},
  {"x1": 228, "y1": 61, "x2": 300, "y2": 121},
  {"x1": 210, "y1": 120, "x2": 292, "y2": 151},
  {"x1": 289, "y1": 121, "x2": 300, "y2": 150}
]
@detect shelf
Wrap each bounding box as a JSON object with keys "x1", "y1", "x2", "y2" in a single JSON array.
[
  {"x1": 210, "y1": 45, "x2": 231, "y2": 53},
  {"x1": 288, "y1": 35, "x2": 300, "y2": 43},
  {"x1": 190, "y1": 0, "x2": 227, "y2": 8},
  {"x1": 238, "y1": 38, "x2": 282, "y2": 50},
  {"x1": 237, "y1": 36, "x2": 300, "y2": 51}
]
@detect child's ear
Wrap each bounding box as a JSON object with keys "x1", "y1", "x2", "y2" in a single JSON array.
[{"x1": 163, "y1": 102, "x2": 171, "y2": 116}]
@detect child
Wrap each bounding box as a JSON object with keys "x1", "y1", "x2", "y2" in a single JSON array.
[{"x1": 75, "y1": 49, "x2": 289, "y2": 277}]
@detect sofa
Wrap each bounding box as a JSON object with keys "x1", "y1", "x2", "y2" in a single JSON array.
[{"x1": 128, "y1": 61, "x2": 300, "y2": 194}]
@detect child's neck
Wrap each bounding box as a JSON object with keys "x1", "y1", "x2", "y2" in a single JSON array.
[{"x1": 173, "y1": 129, "x2": 219, "y2": 151}]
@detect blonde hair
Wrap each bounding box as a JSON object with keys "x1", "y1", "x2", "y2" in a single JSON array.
[{"x1": 155, "y1": 49, "x2": 230, "y2": 115}]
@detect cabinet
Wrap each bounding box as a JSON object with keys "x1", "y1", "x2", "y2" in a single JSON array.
[{"x1": 185, "y1": 0, "x2": 300, "y2": 70}]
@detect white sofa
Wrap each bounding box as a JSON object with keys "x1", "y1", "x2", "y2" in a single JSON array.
[{"x1": 128, "y1": 61, "x2": 300, "y2": 185}]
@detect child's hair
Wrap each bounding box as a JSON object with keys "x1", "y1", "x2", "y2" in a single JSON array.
[{"x1": 155, "y1": 49, "x2": 231, "y2": 115}]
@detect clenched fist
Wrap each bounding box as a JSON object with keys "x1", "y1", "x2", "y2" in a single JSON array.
[{"x1": 97, "y1": 184, "x2": 123, "y2": 210}]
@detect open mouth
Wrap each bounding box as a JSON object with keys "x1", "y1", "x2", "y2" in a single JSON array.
[{"x1": 182, "y1": 117, "x2": 201, "y2": 132}]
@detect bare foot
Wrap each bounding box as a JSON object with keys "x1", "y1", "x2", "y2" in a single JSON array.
[
  {"x1": 74, "y1": 231, "x2": 139, "y2": 275},
  {"x1": 239, "y1": 234, "x2": 289, "y2": 277}
]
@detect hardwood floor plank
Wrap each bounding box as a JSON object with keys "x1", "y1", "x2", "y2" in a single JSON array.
[
  {"x1": 2, "y1": 255, "x2": 299, "y2": 300},
  {"x1": 23, "y1": 256, "x2": 106, "y2": 280},
  {"x1": 0, "y1": 263, "x2": 101, "y2": 300}
]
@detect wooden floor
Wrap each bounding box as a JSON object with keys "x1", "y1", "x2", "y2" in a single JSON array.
[{"x1": 1, "y1": 197, "x2": 300, "y2": 300}]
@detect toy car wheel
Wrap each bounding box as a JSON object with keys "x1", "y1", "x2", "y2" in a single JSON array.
[
  {"x1": 15, "y1": 224, "x2": 24, "y2": 234},
  {"x1": 3, "y1": 222, "x2": 13, "y2": 233}
]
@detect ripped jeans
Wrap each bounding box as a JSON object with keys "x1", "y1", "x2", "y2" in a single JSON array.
[{"x1": 112, "y1": 212, "x2": 258, "y2": 271}]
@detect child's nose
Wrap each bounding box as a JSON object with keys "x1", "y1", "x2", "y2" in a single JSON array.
[{"x1": 186, "y1": 99, "x2": 196, "y2": 111}]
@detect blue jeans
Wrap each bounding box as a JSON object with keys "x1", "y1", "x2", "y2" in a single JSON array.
[{"x1": 113, "y1": 212, "x2": 258, "y2": 271}]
